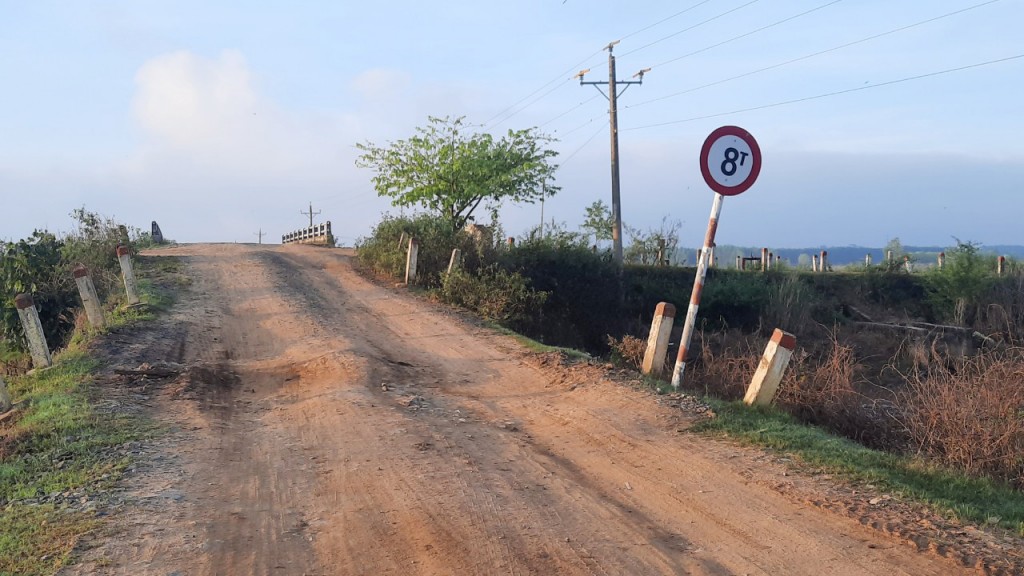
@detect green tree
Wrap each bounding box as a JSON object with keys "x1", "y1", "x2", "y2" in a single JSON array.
[
  {"x1": 580, "y1": 200, "x2": 613, "y2": 246},
  {"x1": 356, "y1": 116, "x2": 559, "y2": 232},
  {"x1": 926, "y1": 240, "x2": 993, "y2": 325}
]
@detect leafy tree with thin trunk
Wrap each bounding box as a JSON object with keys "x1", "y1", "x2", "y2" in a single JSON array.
[{"x1": 356, "y1": 116, "x2": 559, "y2": 232}]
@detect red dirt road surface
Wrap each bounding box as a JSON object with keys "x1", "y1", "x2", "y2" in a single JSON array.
[{"x1": 64, "y1": 244, "x2": 976, "y2": 575}]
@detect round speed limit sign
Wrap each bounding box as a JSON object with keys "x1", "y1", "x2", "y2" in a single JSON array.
[{"x1": 699, "y1": 126, "x2": 761, "y2": 196}]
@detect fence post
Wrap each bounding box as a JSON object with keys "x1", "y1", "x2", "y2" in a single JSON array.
[
  {"x1": 657, "y1": 239, "x2": 666, "y2": 266},
  {"x1": 735, "y1": 255, "x2": 742, "y2": 270},
  {"x1": 767, "y1": 252, "x2": 773, "y2": 271},
  {"x1": 507, "y1": 237, "x2": 515, "y2": 249},
  {"x1": 998, "y1": 256, "x2": 1006, "y2": 276},
  {"x1": 15, "y1": 293, "x2": 52, "y2": 369},
  {"x1": 887, "y1": 250, "x2": 893, "y2": 262},
  {"x1": 72, "y1": 265, "x2": 105, "y2": 328},
  {"x1": 405, "y1": 238, "x2": 419, "y2": 285},
  {"x1": 938, "y1": 252, "x2": 945, "y2": 270},
  {"x1": 743, "y1": 329, "x2": 797, "y2": 406},
  {"x1": 116, "y1": 245, "x2": 141, "y2": 305},
  {"x1": 761, "y1": 248, "x2": 768, "y2": 271},
  {"x1": 865, "y1": 253, "x2": 872, "y2": 266},
  {"x1": 812, "y1": 254, "x2": 819, "y2": 272},
  {"x1": 398, "y1": 232, "x2": 407, "y2": 250},
  {"x1": 820, "y1": 250, "x2": 828, "y2": 272},
  {"x1": 641, "y1": 302, "x2": 676, "y2": 377},
  {"x1": 904, "y1": 255, "x2": 913, "y2": 273},
  {"x1": 447, "y1": 248, "x2": 462, "y2": 275},
  {"x1": 0, "y1": 375, "x2": 11, "y2": 413}
]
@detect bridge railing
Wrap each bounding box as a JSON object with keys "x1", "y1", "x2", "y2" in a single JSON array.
[{"x1": 282, "y1": 222, "x2": 332, "y2": 246}]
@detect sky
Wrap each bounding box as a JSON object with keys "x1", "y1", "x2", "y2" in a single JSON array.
[{"x1": 1, "y1": 0, "x2": 1022, "y2": 250}]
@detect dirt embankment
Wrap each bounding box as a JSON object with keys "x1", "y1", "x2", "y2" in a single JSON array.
[{"x1": 63, "y1": 244, "x2": 996, "y2": 575}]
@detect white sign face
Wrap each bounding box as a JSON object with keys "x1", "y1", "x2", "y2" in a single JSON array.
[
  {"x1": 699, "y1": 126, "x2": 761, "y2": 196},
  {"x1": 705, "y1": 135, "x2": 755, "y2": 189}
]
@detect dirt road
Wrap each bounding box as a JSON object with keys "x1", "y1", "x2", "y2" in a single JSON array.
[{"x1": 67, "y1": 244, "x2": 972, "y2": 575}]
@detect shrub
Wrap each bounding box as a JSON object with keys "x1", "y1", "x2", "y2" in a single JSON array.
[
  {"x1": 926, "y1": 241, "x2": 995, "y2": 326},
  {"x1": 898, "y1": 348, "x2": 1024, "y2": 487},
  {"x1": 0, "y1": 231, "x2": 75, "y2": 353},
  {"x1": 439, "y1": 265, "x2": 547, "y2": 328},
  {"x1": 606, "y1": 334, "x2": 646, "y2": 370}
]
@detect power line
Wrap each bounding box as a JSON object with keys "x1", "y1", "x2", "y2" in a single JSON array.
[
  {"x1": 619, "y1": 0, "x2": 717, "y2": 42},
  {"x1": 624, "y1": 53, "x2": 1024, "y2": 131},
  {"x1": 648, "y1": 0, "x2": 843, "y2": 70},
  {"x1": 561, "y1": 121, "x2": 610, "y2": 166},
  {"x1": 539, "y1": 94, "x2": 601, "y2": 128},
  {"x1": 618, "y1": 0, "x2": 762, "y2": 58},
  {"x1": 483, "y1": 49, "x2": 605, "y2": 128},
  {"x1": 300, "y1": 202, "x2": 321, "y2": 228},
  {"x1": 627, "y1": 0, "x2": 1004, "y2": 110}
]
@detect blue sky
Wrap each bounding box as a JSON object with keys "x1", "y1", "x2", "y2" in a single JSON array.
[{"x1": 1, "y1": 0, "x2": 1022, "y2": 249}]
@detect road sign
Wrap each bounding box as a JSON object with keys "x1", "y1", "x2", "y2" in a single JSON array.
[{"x1": 699, "y1": 126, "x2": 761, "y2": 196}]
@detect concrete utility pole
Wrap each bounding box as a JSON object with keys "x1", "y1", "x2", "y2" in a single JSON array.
[
  {"x1": 301, "y1": 203, "x2": 321, "y2": 228},
  {"x1": 577, "y1": 41, "x2": 649, "y2": 266},
  {"x1": 255, "y1": 228, "x2": 266, "y2": 244}
]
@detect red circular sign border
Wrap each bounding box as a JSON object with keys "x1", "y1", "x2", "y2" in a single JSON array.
[{"x1": 699, "y1": 125, "x2": 762, "y2": 196}]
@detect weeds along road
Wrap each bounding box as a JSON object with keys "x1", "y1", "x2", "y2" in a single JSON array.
[{"x1": 68, "y1": 243, "x2": 965, "y2": 576}]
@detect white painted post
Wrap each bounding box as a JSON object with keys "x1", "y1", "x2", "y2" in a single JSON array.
[
  {"x1": 15, "y1": 293, "x2": 52, "y2": 369},
  {"x1": 0, "y1": 375, "x2": 11, "y2": 413},
  {"x1": 707, "y1": 246, "x2": 715, "y2": 268},
  {"x1": 887, "y1": 250, "x2": 893, "y2": 262},
  {"x1": 743, "y1": 329, "x2": 797, "y2": 406},
  {"x1": 820, "y1": 250, "x2": 828, "y2": 272},
  {"x1": 116, "y1": 245, "x2": 141, "y2": 305},
  {"x1": 938, "y1": 252, "x2": 945, "y2": 270},
  {"x1": 761, "y1": 248, "x2": 768, "y2": 272},
  {"x1": 904, "y1": 255, "x2": 913, "y2": 273},
  {"x1": 641, "y1": 302, "x2": 676, "y2": 376},
  {"x1": 812, "y1": 254, "x2": 819, "y2": 272},
  {"x1": 735, "y1": 255, "x2": 742, "y2": 270},
  {"x1": 397, "y1": 232, "x2": 407, "y2": 250},
  {"x1": 405, "y1": 238, "x2": 419, "y2": 285},
  {"x1": 657, "y1": 239, "x2": 666, "y2": 266},
  {"x1": 670, "y1": 193, "x2": 723, "y2": 389},
  {"x1": 865, "y1": 253, "x2": 872, "y2": 266},
  {"x1": 998, "y1": 256, "x2": 1006, "y2": 276},
  {"x1": 507, "y1": 237, "x2": 516, "y2": 249},
  {"x1": 73, "y1": 264, "x2": 105, "y2": 328},
  {"x1": 768, "y1": 252, "x2": 774, "y2": 271},
  {"x1": 447, "y1": 248, "x2": 462, "y2": 275}
]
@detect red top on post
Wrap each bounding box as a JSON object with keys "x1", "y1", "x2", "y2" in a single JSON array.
[
  {"x1": 116, "y1": 244, "x2": 130, "y2": 257},
  {"x1": 14, "y1": 293, "x2": 34, "y2": 310},
  {"x1": 73, "y1": 264, "x2": 90, "y2": 278}
]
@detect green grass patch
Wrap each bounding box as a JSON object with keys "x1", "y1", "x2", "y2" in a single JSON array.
[
  {"x1": 485, "y1": 322, "x2": 592, "y2": 361},
  {"x1": 0, "y1": 256, "x2": 180, "y2": 575},
  {"x1": 695, "y1": 399, "x2": 1024, "y2": 536}
]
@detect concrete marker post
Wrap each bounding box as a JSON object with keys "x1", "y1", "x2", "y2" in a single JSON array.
[
  {"x1": 904, "y1": 255, "x2": 913, "y2": 273},
  {"x1": 72, "y1": 264, "x2": 105, "y2": 328},
  {"x1": 447, "y1": 248, "x2": 462, "y2": 275},
  {"x1": 743, "y1": 328, "x2": 797, "y2": 406},
  {"x1": 641, "y1": 302, "x2": 676, "y2": 376},
  {"x1": 998, "y1": 256, "x2": 1006, "y2": 276},
  {"x1": 761, "y1": 248, "x2": 768, "y2": 272},
  {"x1": 116, "y1": 245, "x2": 141, "y2": 305},
  {"x1": 812, "y1": 254, "x2": 819, "y2": 272},
  {"x1": 735, "y1": 255, "x2": 742, "y2": 270},
  {"x1": 820, "y1": 250, "x2": 828, "y2": 272},
  {"x1": 15, "y1": 293, "x2": 52, "y2": 369},
  {"x1": 0, "y1": 375, "x2": 11, "y2": 413},
  {"x1": 507, "y1": 237, "x2": 516, "y2": 249},
  {"x1": 405, "y1": 238, "x2": 419, "y2": 285},
  {"x1": 938, "y1": 252, "x2": 945, "y2": 270},
  {"x1": 865, "y1": 253, "x2": 872, "y2": 266}
]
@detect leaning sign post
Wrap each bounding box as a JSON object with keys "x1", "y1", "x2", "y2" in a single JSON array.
[{"x1": 671, "y1": 126, "x2": 762, "y2": 389}]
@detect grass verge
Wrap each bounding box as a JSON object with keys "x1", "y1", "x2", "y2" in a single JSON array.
[
  {"x1": 0, "y1": 256, "x2": 181, "y2": 576},
  {"x1": 694, "y1": 399, "x2": 1024, "y2": 537},
  {"x1": 485, "y1": 322, "x2": 592, "y2": 361}
]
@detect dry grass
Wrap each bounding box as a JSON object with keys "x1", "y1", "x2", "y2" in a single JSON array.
[
  {"x1": 606, "y1": 334, "x2": 647, "y2": 371},
  {"x1": 897, "y1": 348, "x2": 1024, "y2": 487}
]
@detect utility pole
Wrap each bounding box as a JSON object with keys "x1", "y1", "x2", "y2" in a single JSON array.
[
  {"x1": 300, "y1": 202, "x2": 321, "y2": 228},
  {"x1": 577, "y1": 41, "x2": 649, "y2": 266},
  {"x1": 254, "y1": 228, "x2": 266, "y2": 244}
]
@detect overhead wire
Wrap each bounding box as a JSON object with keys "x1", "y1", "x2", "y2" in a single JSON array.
[
  {"x1": 539, "y1": 94, "x2": 602, "y2": 129},
  {"x1": 618, "y1": 0, "x2": 717, "y2": 42},
  {"x1": 560, "y1": 121, "x2": 610, "y2": 166},
  {"x1": 618, "y1": 0, "x2": 762, "y2": 58},
  {"x1": 623, "y1": 53, "x2": 1024, "y2": 131},
  {"x1": 626, "y1": 0, "x2": 1005, "y2": 109},
  {"x1": 648, "y1": 0, "x2": 843, "y2": 70}
]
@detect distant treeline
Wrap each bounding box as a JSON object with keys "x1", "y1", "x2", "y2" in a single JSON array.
[{"x1": 676, "y1": 244, "x2": 1024, "y2": 267}]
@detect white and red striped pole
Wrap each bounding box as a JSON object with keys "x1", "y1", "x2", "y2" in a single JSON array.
[{"x1": 671, "y1": 193, "x2": 724, "y2": 389}]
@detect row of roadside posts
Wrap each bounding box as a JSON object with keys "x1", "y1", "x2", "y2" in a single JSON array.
[
  {"x1": 647, "y1": 126, "x2": 796, "y2": 406},
  {"x1": 8, "y1": 244, "x2": 141, "y2": 375}
]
